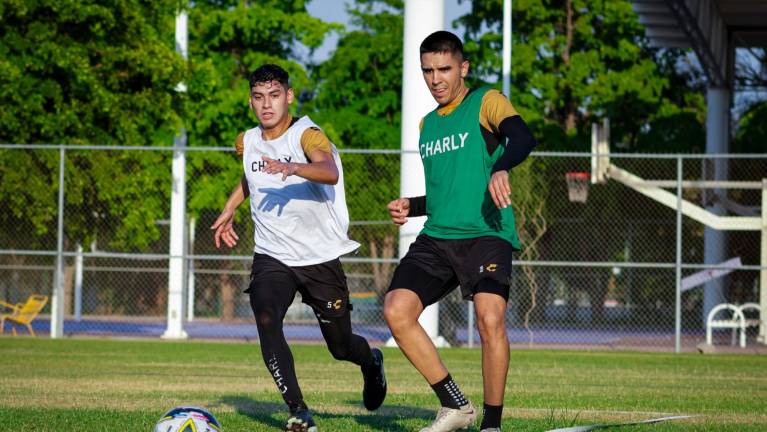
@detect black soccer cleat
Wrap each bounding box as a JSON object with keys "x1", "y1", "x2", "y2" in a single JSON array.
[
  {"x1": 285, "y1": 408, "x2": 318, "y2": 432},
  {"x1": 362, "y1": 347, "x2": 387, "y2": 411}
]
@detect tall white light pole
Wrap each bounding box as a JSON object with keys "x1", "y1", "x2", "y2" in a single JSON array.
[
  {"x1": 163, "y1": 9, "x2": 189, "y2": 339},
  {"x1": 388, "y1": 0, "x2": 448, "y2": 348}
]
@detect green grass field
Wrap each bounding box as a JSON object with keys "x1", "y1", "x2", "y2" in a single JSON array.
[{"x1": 0, "y1": 337, "x2": 765, "y2": 431}]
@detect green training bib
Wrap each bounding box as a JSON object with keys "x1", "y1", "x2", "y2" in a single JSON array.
[{"x1": 418, "y1": 87, "x2": 521, "y2": 249}]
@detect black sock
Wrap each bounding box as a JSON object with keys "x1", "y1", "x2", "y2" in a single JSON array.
[
  {"x1": 430, "y1": 374, "x2": 468, "y2": 409},
  {"x1": 480, "y1": 403, "x2": 503, "y2": 429}
]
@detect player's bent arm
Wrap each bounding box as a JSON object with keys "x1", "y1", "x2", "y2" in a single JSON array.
[
  {"x1": 296, "y1": 149, "x2": 339, "y2": 184},
  {"x1": 406, "y1": 195, "x2": 427, "y2": 217},
  {"x1": 292, "y1": 126, "x2": 339, "y2": 184},
  {"x1": 480, "y1": 90, "x2": 537, "y2": 173},
  {"x1": 491, "y1": 116, "x2": 537, "y2": 173}
]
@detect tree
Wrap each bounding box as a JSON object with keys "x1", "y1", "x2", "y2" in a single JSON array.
[
  {"x1": 733, "y1": 101, "x2": 767, "y2": 153},
  {"x1": 0, "y1": 0, "x2": 186, "y2": 251},
  {"x1": 456, "y1": 0, "x2": 706, "y2": 152},
  {"x1": 307, "y1": 0, "x2": 404, "y2": 296}
]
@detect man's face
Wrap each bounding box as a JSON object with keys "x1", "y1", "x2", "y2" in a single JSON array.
[
  {"x1": 420, "y1": 51, "x2": 469, "y2": 105},
  {"x1": 249, "y1": 80, "x2": 293, "y2": 129}
]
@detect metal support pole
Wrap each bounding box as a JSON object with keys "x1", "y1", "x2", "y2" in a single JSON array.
[
  {"x1": 759, "y1": 179, "x2": 767, "y2": 344},
  {"x1": 468, "y1": 301, "x2": 475, "y2": 348},
  {"x1": 186, "y1": 217, "x2": 196, "y2": 321},
  {"x1": 675, "y1": 157, "x2": 683, "y2": 353},
  {"x1": 163, "y1": 9, "x2": 189, "y2": 339},
  {"x1": 50, "y1": 147, "x2": 66, "y2": 338},
  {"x1": 703, "y1": 87, "x2": 729, "y2": 324},
  {"x1": 74, "y1": 244, "x2": 83, "y2": 321},
  {"x1": 502, "y1": 0, "x2": 512, "y2": 98}
]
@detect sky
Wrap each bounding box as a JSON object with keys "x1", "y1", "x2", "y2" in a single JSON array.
[{"x1": 303, "y1": 0, "x2": 472, "y2": 63}]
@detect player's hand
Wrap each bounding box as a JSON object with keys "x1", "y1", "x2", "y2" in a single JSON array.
[
  {"x1": 210, "y1": 208, "x2": 239, "y2": 249},
  {"x1": 488, "y1": 170, "x2": 512, "y2": 209},
  {"x1": 387, "y1": 198, "x2": 410, "y2": 225},
  {"x1": 262, "y1": 156, "x2": 298, "y2": 181}
]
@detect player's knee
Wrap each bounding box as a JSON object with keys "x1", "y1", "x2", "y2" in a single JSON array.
[
  {"x1": 382, "y1": 303, "x2": 400, "y2": 328},
  {"x1": 477, "y1": 311, "x2": 505, "y2": 336},
  {"x1": 255, "y1": 311, "x2": 278, "y2": 330},
  {"x1": 384, "y1": 290, "x2": 422, "y2": 329},
  {"x1": 327, "y1": 342, "x2": 351, "y2": 361},
  {"x1": 383, "y1": 302, "x2": 415, "y2": 332}
]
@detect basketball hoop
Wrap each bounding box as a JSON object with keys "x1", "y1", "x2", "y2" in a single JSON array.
[{"x1": 566, "y1": 172, "x2": 589, "y2": 203}]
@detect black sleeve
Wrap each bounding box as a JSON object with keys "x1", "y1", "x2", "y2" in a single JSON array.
[
  {"x1": 491, "y1": 116, "x2": 537, "y2": 173},
  {"x1": 407, "y1": 195, "x2": 426, "y2": 217}
]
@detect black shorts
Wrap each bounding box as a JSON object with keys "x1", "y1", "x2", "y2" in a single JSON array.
[
  {"x1": 246, "y1": 253, "x2": 351, "y2": 318},
  {"x1": 388, "y1": 234, "x2": 513, "y2": 307}
]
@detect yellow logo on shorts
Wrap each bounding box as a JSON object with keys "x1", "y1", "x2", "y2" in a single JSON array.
[
  {"x1": 333, "y1": 299, "x2": 342, "y2": 310},
  {"x1": 486, "y1": 264, "x2": 497, "y2": 272}
]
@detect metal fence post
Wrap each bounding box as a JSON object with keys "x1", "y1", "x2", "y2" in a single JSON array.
[
  {"x1": 675, "y1": 157, "x2": 683, "y2": 353},
  {"x1": 468, "y1": 301, "x2": 475, "y2": 348},
  {"x1": 50, "y1": 146, "x2": 66, "y2": 338},
  {"x1": 74, "y1": 244, "x2": 83, "y2": 321},
  {"x1": 759, "y1": 179, "x2": 767, "y2": 344}
]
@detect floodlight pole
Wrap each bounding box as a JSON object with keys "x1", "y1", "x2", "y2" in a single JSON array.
[
  {"x1": 163, "y1": 9, "x2": 189, "y2": 339},
  {"x1": 388, "y1": 0, "x2": 448, "y2": 348}
]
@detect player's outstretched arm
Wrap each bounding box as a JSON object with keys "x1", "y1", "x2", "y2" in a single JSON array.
[{"x1": 211, "y1": 176, "x2": 248, "y2": 249}]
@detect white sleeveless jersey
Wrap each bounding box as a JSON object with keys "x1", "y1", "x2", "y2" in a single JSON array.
[{"x1": 242, "y1": 116, "x2": 360, "y2": 266}]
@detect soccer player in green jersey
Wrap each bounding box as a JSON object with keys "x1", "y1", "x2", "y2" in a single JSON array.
[{"x1": 384, "y1": 31, "x2": 536, "y2": 432}]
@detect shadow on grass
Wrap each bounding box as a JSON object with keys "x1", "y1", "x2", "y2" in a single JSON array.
[
  {"x1": 347, "y1": 404, "x2": 436, "y2": 431},
  {"x1": 217, "y1": 396, "x2": 284, "y2": 430},
  {"x1": 218, "y1": 395, "x2": 435, "y2": 431}
]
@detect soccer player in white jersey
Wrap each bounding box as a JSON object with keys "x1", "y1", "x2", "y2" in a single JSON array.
[{"x1": 211, "y1": 64, "x2": 386, "y2": 432}]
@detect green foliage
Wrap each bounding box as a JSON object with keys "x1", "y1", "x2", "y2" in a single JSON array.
[
  {"x1": 457, "y1": 0, "x2": 706, "y2": 152},
  {"x1": 0, "y1": 0, "x2": 185, "y2": 249},
  {"x1": 0, "y1": 0, "x2": 336, "y2": 250},
  {"x1": 0, "y1": 0, "x2": 185, "y2": 145},
  {"x1": 733, "y1": 101, "x2": 767, "y2": 153},
  {"x1": 308, "y1": 1, "x2": 404, "y2": 222}
]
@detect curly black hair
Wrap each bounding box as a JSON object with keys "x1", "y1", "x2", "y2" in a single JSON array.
[{"x1": 249, "y1": 64, "x2": 290, "y2": 89}]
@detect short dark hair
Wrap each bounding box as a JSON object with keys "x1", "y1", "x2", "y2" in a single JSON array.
[
  {"x1": 249, "y1": 64, "x2": 290, "y2": 89},
  {"x1": 419, "y1": 31, "x2": 464, "y2": 59}
]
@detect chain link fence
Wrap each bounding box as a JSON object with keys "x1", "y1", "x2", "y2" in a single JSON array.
[{"x1": 1, "y1": 144, "x2": 765, "y2": 351}]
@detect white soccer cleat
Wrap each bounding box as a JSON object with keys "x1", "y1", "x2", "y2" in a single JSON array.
[
  {"x1": 480, "y1": 428, "x2": 501, "y2": 432},
  {"x1": 419, "y1": 402, "x2": 477, "y2": 432}
]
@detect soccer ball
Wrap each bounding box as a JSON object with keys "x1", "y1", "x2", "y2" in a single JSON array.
[{"x1": 153, "y1": 406, "x2": 222, "y2": 432}]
